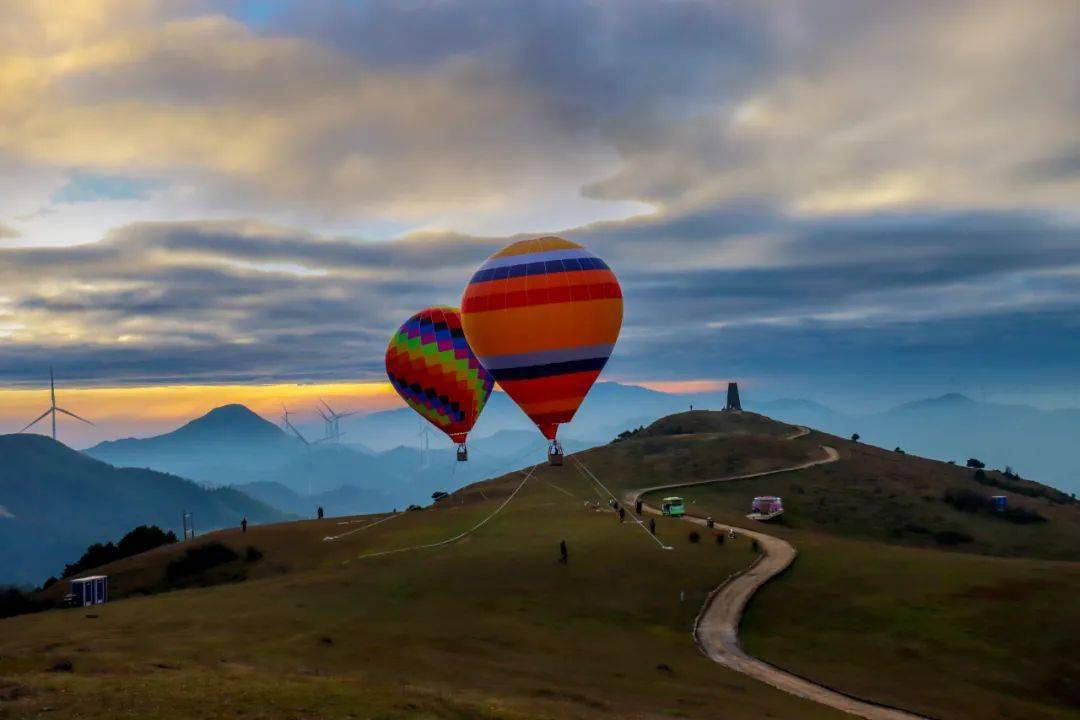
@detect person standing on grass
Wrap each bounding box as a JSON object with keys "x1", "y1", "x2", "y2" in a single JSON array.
[
  {"x1": 559, "y1": 540, "x2": 568, "y2": 564},
  {"x1": 241, "y1": 518, "x2": 247, "y2": 533},
  {"x1": 317, "y1": 506, "x2": 324, "y2": 520}
]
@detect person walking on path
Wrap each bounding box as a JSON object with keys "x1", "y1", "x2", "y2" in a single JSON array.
[
  {"x1": 618, "y1": 507, "x2": 626, "y2": 523},
  {"x1": 241, "y1": 518, "x2": 247, "y2": 533},
  {"x1": 649, "y1": 518, "x2": 656, "y2": 535},
  {"x1": 317, "y1": 506, "x2": 325, "y2": 520},
  {"x1": 559, "y1": 540, "x2": 568, "y2": 564}
]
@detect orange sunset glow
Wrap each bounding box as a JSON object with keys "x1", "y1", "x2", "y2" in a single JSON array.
[{"x1": 0, "y1": 381, "x2": 401, "y2": 447}]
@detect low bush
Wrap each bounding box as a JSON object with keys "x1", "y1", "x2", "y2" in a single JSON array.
[
  {"x1": 0, "y1": 587, "x2": 45, "y2": 619},
  {"x1": 63, "y1": 525, "x2": 177, "y2": 578},
  {"x1": 688, "y1": 531, "x2": 700, "y2": 543},
  {"x1": 612, "y1": 425, "x2": 646, "y2": 443},
  {"x1": 165, "y1": 542, "x2": 239, "y2": 582},
  {"x1": 943, "y1": 488, "x2": 1047, "y2": 524},
  {"x1": 934, "y1": 530, "x2": 974, "y2": 546}
]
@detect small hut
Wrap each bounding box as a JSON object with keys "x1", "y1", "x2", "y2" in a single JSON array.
[
  {"x1": 68, "y1": 575, "x2": 108, "y2": 607},
  {"x1": 991, "y1": 495, "x2": 1008, "y2": 512}
]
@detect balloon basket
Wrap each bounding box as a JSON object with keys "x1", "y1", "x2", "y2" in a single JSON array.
[
  {"x1": 547, "y1": 441, "x2": 563, "y2": 466},
  {"x1": 456, "y1": 444, "x2": 468, "y2": 462}
]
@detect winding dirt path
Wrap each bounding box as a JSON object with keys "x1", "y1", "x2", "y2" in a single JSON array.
[{"x1": 625, "y1": 428, "x2": 930, "y2": 720}]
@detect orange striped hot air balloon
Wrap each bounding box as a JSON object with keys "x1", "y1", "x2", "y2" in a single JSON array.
[{"x1": 460, "y1": 237, "x2": 622, "y2": 452}]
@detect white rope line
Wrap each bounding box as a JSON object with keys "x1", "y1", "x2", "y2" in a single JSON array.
[
  {"x1": 323, "y1": 512, "x2": 401, "y2": 541},
  {"x1": 350, "y1": 462, "x2": 540, "y2": 561},
  {"x1": 544, "y1": 480, "x2": 576, "y2": 498},
  {"x1": 571, "y1": 455, "x2": 672, "y2": 551}
]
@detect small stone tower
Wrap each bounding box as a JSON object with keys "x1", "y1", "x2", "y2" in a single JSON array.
[{"x1": 725, "y1": 382, "x2": 742, "y2": 412}]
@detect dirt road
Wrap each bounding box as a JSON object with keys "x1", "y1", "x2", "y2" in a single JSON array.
[{"x1": 626, "y1": 431, "x2": 930, "y2": 720}]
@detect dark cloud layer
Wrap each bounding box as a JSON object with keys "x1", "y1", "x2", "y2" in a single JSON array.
[
  {"x1": 1, "y1": 206, "x2": 1077, "y2": 410},
  {"x1": 0, "y1": 1, "x2": 1077, "y2": 409}
]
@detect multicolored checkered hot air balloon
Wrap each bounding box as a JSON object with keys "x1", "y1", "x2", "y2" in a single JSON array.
[
  {"x1": 385, "y1": 306, "x2": 494, "y2": 460},
  {"x1": 460, "y1": 236, "x2": 622, "y2": 458}
]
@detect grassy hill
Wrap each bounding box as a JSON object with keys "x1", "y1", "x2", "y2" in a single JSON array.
[
  {"x1": 0, "y1": 434, "x2": 285, "y2": 586},
  {"x1": 1, "y1": 410, "x2": 1078, "y2": 719},
  {"x1": 661, "y1": 428, "x2": 1080, "y2": 559}
]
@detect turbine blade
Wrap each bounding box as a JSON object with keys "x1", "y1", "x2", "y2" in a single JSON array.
[
  {"x1": 285, "y1": 421, "x2": 309, "y2": 445},
  {"x1": 20, "y1": 408, "x2": 52, "y2": 433},
  {"x1": 54, "y1": 407, "x2": 95, "y2": 425}
]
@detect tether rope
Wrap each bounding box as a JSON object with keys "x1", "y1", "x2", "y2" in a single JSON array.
[
  {"x1": 349, "y1": 460, "x2": 540, "y2": 561},
  {"x1": 323, "y1": 511, "x2": 401, "y2": 541},
  {"x1": 571, "y1": 454, "x2": 672, "y2": 550}
]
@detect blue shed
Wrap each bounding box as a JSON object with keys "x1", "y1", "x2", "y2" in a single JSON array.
[
  {"x1": 991, "y1": 495, "x2": 1008, "y2": 512},
  {"x1": 69, "y1": 575, "x2": 108, "y2": 607}
]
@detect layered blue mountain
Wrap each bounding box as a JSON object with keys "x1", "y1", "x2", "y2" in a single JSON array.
[{"x1": 0, "y1": 433, "x2": 284, "y2": 586}]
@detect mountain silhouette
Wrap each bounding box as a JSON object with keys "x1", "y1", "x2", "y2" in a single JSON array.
[
  {"x1": 86, "y1": 404, "x2": 304, "y2": 484},
  {"x1": 0, "y1": 433, "x2": 284, "y2": 586}
]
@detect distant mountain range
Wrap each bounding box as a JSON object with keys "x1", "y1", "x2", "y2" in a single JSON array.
[
  {"x1": 87, "y1": 404, "x2": 305, "y2": 484},
  {"x1": 330, "y1": 382, "x2": 687, "y2": 452},
  {"x1": 4, "y1": 383, "x2": 1078, "y2": 584},
  {"x1": 84, "y1": 403, "x2": 600, "y2": 515},
  {"x1": 84, "y1": 384, "x2": 1080, "y2": 501},
  {"x1": 0, "y1": 433, "x2": 284, "y2": 586}
]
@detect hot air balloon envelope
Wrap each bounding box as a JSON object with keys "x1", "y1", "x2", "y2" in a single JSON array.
[
  {"x1": 461, "y1": 236, "x2": 622, "y2": 440},
  {"x1": 385, "y1": 306, "x2": 494, "y2": 444}
]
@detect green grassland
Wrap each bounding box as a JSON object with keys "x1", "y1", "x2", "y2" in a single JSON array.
[
  {"x1": 638, "y1": 417, "x2": 1080, "y2": 720},
  {"x1": 3, "y1": 410, "x2": 1078, "y2": 719},
  {"x1": 0, "y1": 448, "x2": 846, "y2": 720},
  {"x1": 742, "y1": 534, "x2": 1080, "y2": 720},
  {"x1": 662, "y1": 429, "x2": 1080, "y2": 559}
]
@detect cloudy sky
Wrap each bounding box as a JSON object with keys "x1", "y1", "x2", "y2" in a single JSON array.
[{"x1": 1, "y1": 0, "x2": 1078, "y2": 443}]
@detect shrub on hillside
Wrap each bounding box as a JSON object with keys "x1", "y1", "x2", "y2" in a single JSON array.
[
  {"x1": 612, "y1": 425, "x2": 646, "y2": 443},
  {"x1": 63, "y1": 525, "x2": 178, "y2": 578},
  {"x1": 943, "y1": 488, "x2": 987, "y2": 513},
  {"x1": 966, "y1": 458, "x2": 986, "y2": 469},
  {"x1": 1001, "y1": 506, "x2": 1047, "y2": 525},
  {"x1": 933, "y1": 530, "x2": 973, "y2": 546},
  {"x1": 165, "y1": 542, "x2": 240, "y2": 582},
  {"x1": 943, "y1": 487, "x2": 1047, "y2": 525},
  {"x1": 0, "y1": 587, "x2": 45, "y2": 619},
  {"x1": 972, "y1": 467, "x2": 1069, "y2": 503}
]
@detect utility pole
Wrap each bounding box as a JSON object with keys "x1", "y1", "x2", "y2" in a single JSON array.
[{"x1": 50, "y1": 367, "x2": 57, "y2": 440}]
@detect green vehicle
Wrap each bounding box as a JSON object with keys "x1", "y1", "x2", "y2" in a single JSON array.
[{"x1": 661, "y1": 497, "x2": 685, "y2": 517}]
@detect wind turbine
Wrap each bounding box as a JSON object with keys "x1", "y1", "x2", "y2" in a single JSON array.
[
  {"x1": 20, "y1": 366, "x2": 94, "y2": 442},
  {"x1": 281, "y1": 403, "x2": 311, "y2": 447},
  {"x1": 318, "y1": 399, "x2": 357, "y2": 443},
  {"x1": 281, "y1": 403, "x2": 318, "y2": 497}
]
